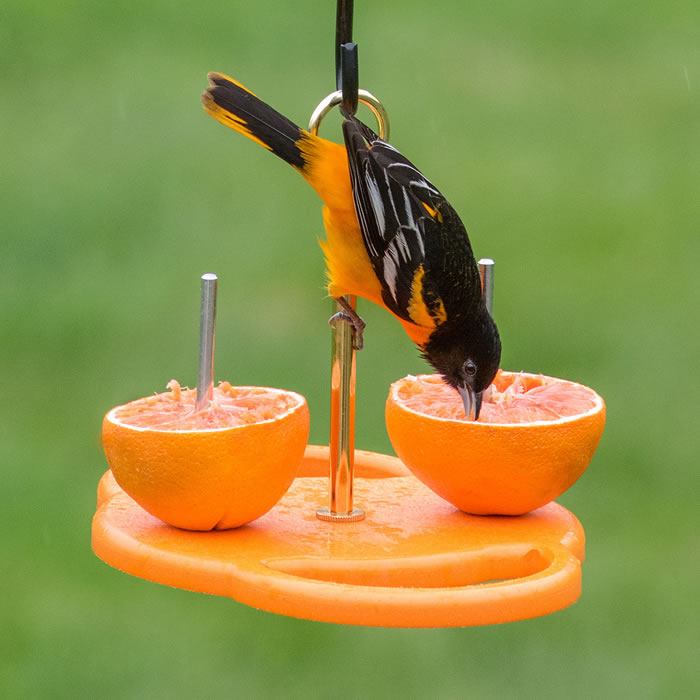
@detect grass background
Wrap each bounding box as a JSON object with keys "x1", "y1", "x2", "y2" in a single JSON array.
[{"x1": 2, "y1": 0, "x2": 698, "y2": 697}]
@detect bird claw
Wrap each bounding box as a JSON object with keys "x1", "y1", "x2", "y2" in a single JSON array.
[{"x1": 329, "y1": 311, "x2": 365, "y2": 351}]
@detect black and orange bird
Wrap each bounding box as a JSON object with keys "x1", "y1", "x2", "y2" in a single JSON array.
[{"x1": 202, "y1": 73, "x2": 501, "y2": 419}]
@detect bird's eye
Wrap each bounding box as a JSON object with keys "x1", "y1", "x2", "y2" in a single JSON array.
[{"x1": 463, "y1": 360, "x2": 477, "y2": 377}]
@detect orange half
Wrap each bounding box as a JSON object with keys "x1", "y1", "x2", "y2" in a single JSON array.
[
  {"x1": 386, "y1": 371, "x2": 606, "y2": 515},
  {"x1": 102, "y1": 381, "x2": 310, "y2": 530}
]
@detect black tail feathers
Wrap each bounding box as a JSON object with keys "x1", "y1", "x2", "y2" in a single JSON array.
[{"x1": 203, "y1": 73, "x2": 306, "y2": 169}]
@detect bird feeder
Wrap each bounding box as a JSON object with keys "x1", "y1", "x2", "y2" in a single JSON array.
[
  {"x1": 92, "y1": 1, "x2": 593, "y2": 627},
  {"x1": 93, "y1": 258, "x2": 589, "y2": 627}
]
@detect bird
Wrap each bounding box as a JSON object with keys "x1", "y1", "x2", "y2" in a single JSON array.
[{"x1": 202, "y1": 72, "x2": 501, "y2": 419}]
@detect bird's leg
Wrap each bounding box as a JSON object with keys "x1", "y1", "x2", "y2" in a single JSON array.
[{"x1": 329, "y1": 297, "x2": 366, "y2": 351}]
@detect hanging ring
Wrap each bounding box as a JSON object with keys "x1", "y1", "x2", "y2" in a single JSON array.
[{"x1": 308, "y1": 89, "x2": 390, "y2": 141}]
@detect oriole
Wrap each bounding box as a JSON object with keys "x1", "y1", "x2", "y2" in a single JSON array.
[{"x1": 202, "y1": 72, "x2": 501, "y2": 419}]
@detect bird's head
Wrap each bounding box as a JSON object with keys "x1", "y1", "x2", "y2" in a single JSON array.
[{"x1": 422, "y1": 308, "x2": 501, "y2": 420}]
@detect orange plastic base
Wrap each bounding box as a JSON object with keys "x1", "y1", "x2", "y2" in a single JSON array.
[{"x1": 92, "y1": 445, "x2": 585, "y2": 627}]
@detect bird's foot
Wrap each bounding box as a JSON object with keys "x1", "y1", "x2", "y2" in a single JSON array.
[{"x1": 329, "y1": 298, "x2": 366, "y2": 351}]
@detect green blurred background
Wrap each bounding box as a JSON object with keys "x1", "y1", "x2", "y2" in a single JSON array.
[{"x1": 2, "y1": 0, "x2": 698, "y2": 697}]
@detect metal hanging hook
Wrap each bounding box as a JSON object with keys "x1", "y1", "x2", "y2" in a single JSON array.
[
  {"x1": 339, "y1": 43, "x2": 359, "y2": 116},
  {"x1": 335, "y1": 1, "x2": 358, "y2": 115},
  {"x1": 310, "y1": 0, "x2": 389, "y2": 138}
]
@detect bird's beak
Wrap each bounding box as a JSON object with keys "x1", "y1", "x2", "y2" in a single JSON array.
[{"x1": 457, "y1": 383, "x2": 483, "y2": 421}]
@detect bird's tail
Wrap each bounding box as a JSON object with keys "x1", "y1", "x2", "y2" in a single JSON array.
[
  {"x1": 203, "y1": 72, "x2": 352, "y2": 213},
  {"x1": 202, "y1": 72, "x2": 308, "y2": 171}
]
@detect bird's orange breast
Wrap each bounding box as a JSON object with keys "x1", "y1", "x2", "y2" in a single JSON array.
[{"x1": 298, "y1": 134, "x2": 383, "y2": 305}]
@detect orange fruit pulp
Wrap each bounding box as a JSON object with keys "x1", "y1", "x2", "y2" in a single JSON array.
[
  {"x1": 102, "y1": 380, "x2": 309, "y2": 530},
  {"x1": 386, "y1": 371, "x2": 605, "y2": 515}
]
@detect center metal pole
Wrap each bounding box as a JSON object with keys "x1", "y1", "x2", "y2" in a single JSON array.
[{"x1": 317, "y1": 295, "x2": 365, "y2": 522}]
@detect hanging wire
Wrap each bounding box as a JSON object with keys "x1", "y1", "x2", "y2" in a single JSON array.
[{"x1": 335, "y1": 0, "x2": 354, "y2": 79}]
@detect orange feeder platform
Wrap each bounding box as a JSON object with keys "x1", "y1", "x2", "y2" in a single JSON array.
[{"x1": 92, "y1": 444, "x2": 585, "y2": 628}]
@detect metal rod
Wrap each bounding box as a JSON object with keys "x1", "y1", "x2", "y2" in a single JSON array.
[
  {"x1": 479, "y1": 258, "x2": 495, "y2": 316},
  {"x1": 317, "y1": 295, "x2": 365, "y2": 522},
  {"x1": 196, "y1": 273, "x2": 218, "y2": 412}
]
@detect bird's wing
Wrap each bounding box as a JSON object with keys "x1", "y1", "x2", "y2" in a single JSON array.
[{"x1": 342, "y1": 116, "x2": 465, "y2": 324}]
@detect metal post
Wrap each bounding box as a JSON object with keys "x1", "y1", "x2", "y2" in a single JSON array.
[
  {"x1": 196, "y1": 273, "x2": 218, "y2": 411},
  {"x1": 317, "y1": 295, "x2": 365, "y2": 522},
  {"x1": 479, "y1": 258, "x2": 495, "y2": 316}
]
